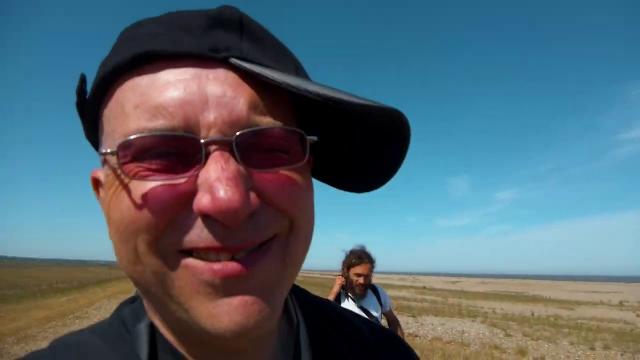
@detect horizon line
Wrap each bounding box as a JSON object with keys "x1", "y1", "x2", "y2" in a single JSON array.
[{"x1": 2, "y1": 255, "x2": 638, "y2": 279}]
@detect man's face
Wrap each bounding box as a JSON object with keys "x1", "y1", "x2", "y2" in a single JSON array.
[
  {"x1": 91, "y1": 60, "x2": 314, "y2": 340},
  {"x1": 346, "y1": 263, "x2": 373, "y2": 299}
]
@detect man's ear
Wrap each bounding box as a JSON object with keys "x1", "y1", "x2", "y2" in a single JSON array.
[{"x1": 90, "y1": 168, "x2": 106, "y2": 201}]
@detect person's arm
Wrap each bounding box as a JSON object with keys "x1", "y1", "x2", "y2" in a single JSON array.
[
  {"x1": 327, "y1": 275, "x2": 345, "y2": 301},
  {"x1": 383, "y1": 309, "x2": 405, "y2": 339}
]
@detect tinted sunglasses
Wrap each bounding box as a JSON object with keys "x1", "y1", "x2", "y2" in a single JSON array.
[{"x1": 99, "y1": 126, "x2": 318, "y2": 181}]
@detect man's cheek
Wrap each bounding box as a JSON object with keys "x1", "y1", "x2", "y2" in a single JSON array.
[
  {"x1": 251, "y1": 171, "x2": 313, "y2": 211},
  {"x1": 141, "y1": 177, "x2": 197, "y2": 217}
]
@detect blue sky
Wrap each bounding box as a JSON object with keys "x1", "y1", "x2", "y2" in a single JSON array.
[{"x1": 1, "y1": 0, "x2": 638, "y2": 275}]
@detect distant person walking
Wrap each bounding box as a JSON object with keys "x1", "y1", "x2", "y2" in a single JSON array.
[{"x1": 328, "y1": 246, "x2": 405, "y2": 339}]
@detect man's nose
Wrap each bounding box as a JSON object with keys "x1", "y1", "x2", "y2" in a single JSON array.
[{"x1": 192, "y1": 150, "x2": 259, "y2": 228}]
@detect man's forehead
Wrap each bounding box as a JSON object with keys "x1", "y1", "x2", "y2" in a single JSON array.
[
  {"x1": 104, "y1": 58, "x2": 275, "y2": 107},
  {"x1": 350, "y1": 263, "x2": 374, "y2": 274},
  {"x1": 100, "y1": 58, "x2": 297, "y2": 133},
  {"x1": 105, "y1": 59, "x2": 247, "y2": 107}
]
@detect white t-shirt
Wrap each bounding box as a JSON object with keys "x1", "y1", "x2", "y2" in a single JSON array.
[{"x1": 337, "y1": 285, "x2": 392, "y2": 322}]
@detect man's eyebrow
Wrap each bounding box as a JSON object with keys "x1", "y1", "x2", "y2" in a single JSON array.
[{"x1": 125, "y1": 125, "x2": 194, "y2": 136}]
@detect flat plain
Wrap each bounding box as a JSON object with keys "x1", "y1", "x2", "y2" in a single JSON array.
[
  {"x1": 1, "y1": 260, "x2": 638, "y2": 359},
  {"x1": 0, "y1": 259, "x2": 134, "y2": 359},
  {"x1": 298, "y1": 272, "x2": 640, "y2": 359}
]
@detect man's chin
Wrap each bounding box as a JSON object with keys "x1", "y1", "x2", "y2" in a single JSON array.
[
  {"x1": 189, "y1": 294, "x2": 278, "y2": 337},
  {"x1": 146, "y1": 290, "x2": 280, "y2": 343}
]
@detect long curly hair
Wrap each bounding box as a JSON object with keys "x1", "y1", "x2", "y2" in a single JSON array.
[{"x1": 341, "y1": 245, "x2": 376, "y2": 275}]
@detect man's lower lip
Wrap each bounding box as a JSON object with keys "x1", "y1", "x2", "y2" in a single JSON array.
[{"x1": 182, "y1": 238, "x2": 273, "y2": 279}]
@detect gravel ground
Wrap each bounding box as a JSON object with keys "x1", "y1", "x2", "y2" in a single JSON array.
[
  {"x1": 3, "y1": 273, "x2": 639, "y2": 359},
  {"x1": 5, "y1": 308, "x2": 636, "y2": 359},
  {"x1": 399, "y1": 313, "x2": 639, "y2": 359}
]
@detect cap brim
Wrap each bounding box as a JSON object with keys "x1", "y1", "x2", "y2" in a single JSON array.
[{"x1": 229, "y1": 58, "x2": 410, "y2": 193}]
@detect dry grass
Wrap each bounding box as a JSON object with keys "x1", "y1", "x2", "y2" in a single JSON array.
[
  {"x1": 0, "y1": 261, "x2": 126, "y2": 304},
  {"x1": 379, "y1": 282, "x2": 593, "y2": 309},
  {"x1": 294, "y1": 273, "x2": 333, "y2": 297},
  {"x1": 0, "y1": 261, "x2": 133, "y2": 344},
  {"x1": 514, "y1": 345, "x2": 528, "y2": 357},
  {"x1": 0, "y1": 278, "x2": 133, "y2": 341}
]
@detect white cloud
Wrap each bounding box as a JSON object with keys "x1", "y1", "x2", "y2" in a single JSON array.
[
  {"x1": 335, "y1": 233, "x2": 352, "y2": 240},
  {"x1": 609, "y1": 143, "x2": 640, "y2": 158},
  {"x1": 446, "y1": 175, "x2": 471, "y2": 198},
  {"x1": 414, "y1": 210, "x2": 640, "y2": 275},
  {"x1": 433, "y1": 204, "x2": 500, "y2": 228},
  {"x1": 494, "y1": 189, "x2": 518, "y2": 203},
  {"x1": 610, "y1": 124, "x2": 640, "y2": 159},
  {"x1": 617, "y1": 127, "x2": 640, "y2": 141},
  {"x1": 434, "y1": 215, "x2": 474, "y2": 227},
  {"x1": 481, "y1": 224, "x2": 513, "y2": 235},
  {"x1": 434, "y1": 188, "x2": 519, "y2": 228}
]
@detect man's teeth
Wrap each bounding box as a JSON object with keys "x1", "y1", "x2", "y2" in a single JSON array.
[{"x1": 191, "y1": 248, "x2": 251, "y2": 262}]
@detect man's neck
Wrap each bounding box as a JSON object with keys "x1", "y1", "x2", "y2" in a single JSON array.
[{"x1": 142, "y1": 299, "x2": 289, "y2": 360}]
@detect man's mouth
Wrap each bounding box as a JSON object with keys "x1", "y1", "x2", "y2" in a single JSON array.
[{"x1": 183, "y1": 238, "x2": 271, "y2": 263}]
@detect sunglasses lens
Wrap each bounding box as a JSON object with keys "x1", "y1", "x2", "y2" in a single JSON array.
[
  {"x1": 118, "y1": 134, "x2": 202, "y2": 180},
  {"x1": 236, "y1": 127, "x2": 308, "y2": 170},
  {"x1": 111, "y1": 127, "x2": 310, "y2": 180}
]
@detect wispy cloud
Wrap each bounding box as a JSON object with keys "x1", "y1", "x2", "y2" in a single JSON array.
[
  {"x1": 617, "y1": 125, "x2": 640, "y2": 141},
  {"x1": 446, "y1": 175, "x2": 471, "y2": 198},
  {"x1": 434, "y1": 215, "x2": 474, "y2": 227},
  {"x1": 435, "y1": 188, "x2": 519, "y2": 227},
  {"x1": 494, "y1": 189, "x2": 518, "y2": 203},
  {"x1": 406, "y1": 216, "x2": 418, "y2": 224},
  {"x1": 335, "y1": 233, "x2": 352, "y2": 240},
  {"x1": 610, "y1": 124, "x2": 640, "y2": 159},
  {"x1": 480, "y1": 224, "x2": 513, "y2": 235},
  {"x1": 415, "y1": 210, "x2": 640, "y2": 275},
  {"x1": 526, "y1": 121, "x2": 639, "y2": 185},
  {"x1": 610, "y1": 143, "x2": 640, "y2": 158}
]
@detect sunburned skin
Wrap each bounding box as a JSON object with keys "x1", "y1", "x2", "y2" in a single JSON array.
[{"x1": 130, "y1": 162, "x2": 311, "y2": 280}]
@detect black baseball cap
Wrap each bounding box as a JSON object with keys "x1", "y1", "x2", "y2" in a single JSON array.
[{"x1": 76, "y1": 5, "x2": 410, "y2": 193}]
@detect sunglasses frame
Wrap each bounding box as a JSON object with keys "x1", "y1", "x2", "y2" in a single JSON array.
[{"x1": 99, "y1": 126, "x2": 318, "y2": 181}]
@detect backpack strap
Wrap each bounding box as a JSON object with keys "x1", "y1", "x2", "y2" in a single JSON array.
[
  {"x1": 369, "y1": 284, "x2": 383, "y2": 311},
  {"x1": 333, "y1": 290, "x2": 342, "y2": 305},
  {"x1": 341, "y1": 289, "x2": 381, "y2": 323}
]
